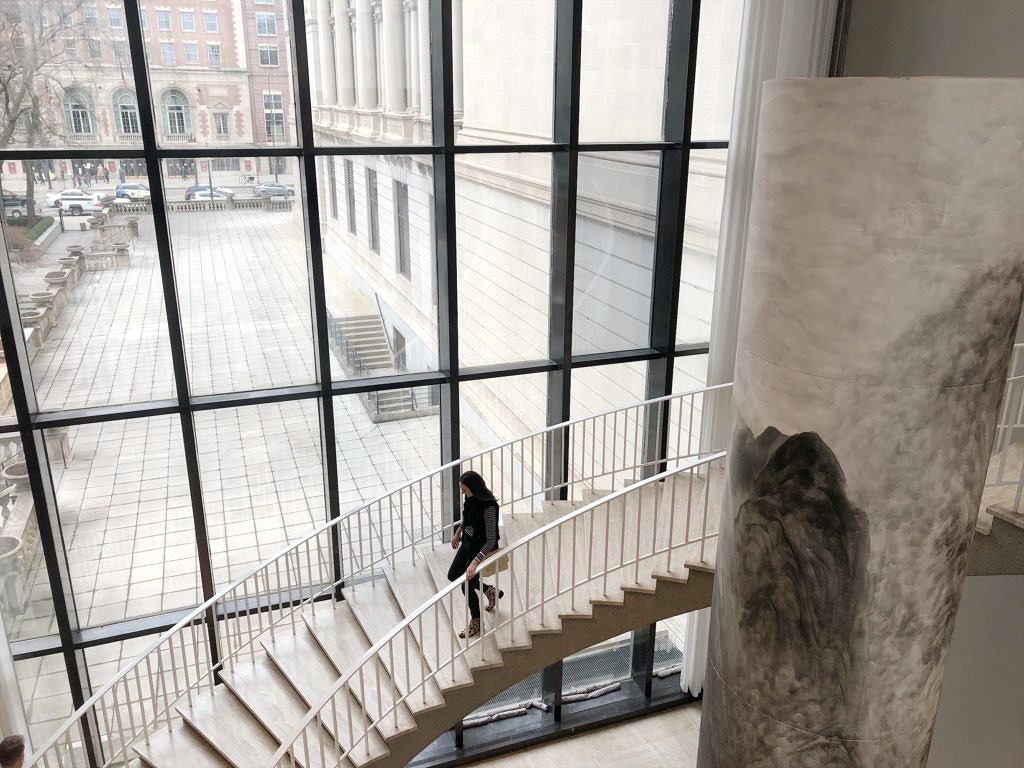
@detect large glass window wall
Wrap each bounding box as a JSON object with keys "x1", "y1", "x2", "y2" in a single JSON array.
[{"x1": 0, "y1": 0, "x2": 741, "y2": 757}]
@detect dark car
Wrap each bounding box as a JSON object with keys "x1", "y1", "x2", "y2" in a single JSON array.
[
  {"x1": 2, "y1": 190, "x2": 28, "y2": 207},
  {"x1": 184, "y1": 184, "x2": 235, "y2": 201},
  {"x1": 253, "y1": 182, "x2": 295, "y2": 198}
]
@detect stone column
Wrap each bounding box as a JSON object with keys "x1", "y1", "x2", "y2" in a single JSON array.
[
  {"x1": 333, "y1": 0, "x2": 356, "y2": 107},
  {"x1": 698, "y1": 78, "x2": 1024, "y2": 768},
  {"x1": 355, "y1": 0, "x2": 379, "y2": 109},
  {"x1": 404, "y1": 0, "x2": 418, "y2": 112},
  {"x1": 381, "y1": 0, "x2": 407, "y2": 113},
  {"x1": 317, "y1": 0, "x2": 337, "y2": 105},
  {"x1": 451, "y1": 0, "x2": 464, "y2": 117},
  {"x1": 417, "y1": 0, "x2": 430, "y2": 117}
]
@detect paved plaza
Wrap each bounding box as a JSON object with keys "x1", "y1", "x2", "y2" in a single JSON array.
[{"x1": 7, "y1": 209, "x2": 442, "y2": 642}]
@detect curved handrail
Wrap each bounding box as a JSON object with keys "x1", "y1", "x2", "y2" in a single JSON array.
[
  {"x1": 271, "y1": 450, "x2": 727, "y2": 767},
  {"x1": 27, "y1": 382, "x2": 732, "y2": 767}
]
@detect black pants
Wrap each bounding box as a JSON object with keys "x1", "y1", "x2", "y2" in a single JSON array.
[{"x1": 448, "y1": 542, "x2": 491, "y2": 620}]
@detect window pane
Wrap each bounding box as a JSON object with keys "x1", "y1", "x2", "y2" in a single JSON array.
[
  {"x1": 676, "y1": 149, "x2": 727, "y2": 345},
  {"x1": 459, "y1": 0, "x2": 554, "y2": 144},
  {"x1": 143, "y1": 5, "x2": 296, "y2": 148},
  {"x1": 306, "y1": 0, "x2": 433, "y2": 146},
  {"x1": 0, "y1": 2, "x2": 135, "y2": 150},
  {"x1": 319, "y1": 155, "x2": 439, "y2": 382},
  {"x1": 691, "y1": 0, "x2": 744, "y2": 141},
  {"x1": 334, "y1": 389, "x2": 440, "y2": 511},
  {"x1": 1, "y1": 435, "x2": 58, "y2": 640},
  {"x1": 460, "y1": 373, "x2": 548, "y2": 502},
  {"x1": 49, "y1": 416, "x2": 198, "y2": 626},
  {"x1": 164, "y1": 156, "x2": 315, "y2": 395},
  {"x1": 573, "y1": 152, "x2": 659, "y2": 355},
  {"x1": 197, "y1": 401, "x2": 325, "y2": 588},
  {"x1": 579, "y1": 0, "x2": 670, "y2": 142},
  {"x1": 456, "y1": 153, "x2": 551, "y2": 368},
  {"x1": 15, "y1": 654, "x2": 74, "y2": 748},
  {"x1": 460, "y1": 374, "x2": 547, "y2": 456},
  {"x1": 570, "y1": 362, "x2": 647, "y2": 487},
  {"x1": 0, "y1": 160, "x2": 177, "y2": 411}
]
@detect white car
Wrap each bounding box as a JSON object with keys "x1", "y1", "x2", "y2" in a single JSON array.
[
  {"x1": 193, "y1": 191, "x2": 229, "y2": 201},
  {"x1": 46, "y1": 189, "x2": 93, "y2": 208},
  {"x1": 55, "y1": 193, "x2": 112, "y2": 216}
]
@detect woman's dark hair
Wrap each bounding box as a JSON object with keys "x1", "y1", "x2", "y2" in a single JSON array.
[{"x1": 459, "y1": 470, "x2": 496, "y2": 501}]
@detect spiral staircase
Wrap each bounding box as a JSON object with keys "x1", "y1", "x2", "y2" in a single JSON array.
[{"x1": 23, "y1": 375, "x2": 1024, "y2": 768}]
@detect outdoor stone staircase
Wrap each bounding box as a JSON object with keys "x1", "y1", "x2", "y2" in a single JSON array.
[
  {"x1": 132, "y1": 474, "x2": 718, "y2": 768},
  {"x1": 334, "y1": 315, "x2": 394, "y2": 375}
]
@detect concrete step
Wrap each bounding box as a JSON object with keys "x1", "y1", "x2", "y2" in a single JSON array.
[
  {"x1": 176, "y1": 688, "x2": 279, "y2": 768},
  {"x1": 221, "y1": 654, "x2": 343, "y2": 768},
  {"x1": 341, "y1": 579, "x2": 447, "y2": 714},
  {"x1": 134, "y1": 718, "x2": 229, "y2": 768},
  {"x1": 303, "y1": 605, "x2": 419, "y2": 739}
]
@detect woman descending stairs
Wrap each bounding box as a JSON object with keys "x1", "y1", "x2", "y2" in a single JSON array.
[{"x1": 131, "y1": 464, "x2": 724, "y2": 768}]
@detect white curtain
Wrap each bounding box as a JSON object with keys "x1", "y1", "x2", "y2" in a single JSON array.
[{"x1": 684, "y1": 0, "x2": 841, "y2": 698}]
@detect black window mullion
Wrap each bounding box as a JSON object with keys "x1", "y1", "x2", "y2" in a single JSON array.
[
  {"x1": 635, "y1": 0, "x2": 703, "y2": 702},
  {"x1": 429, "y1": 0, "x2": 460, "y2": 516},
  {"x1": 121, "y1": 0, "x2": 221, "y2": 675},
  {"x1": 0, "y1": 250, "x2": 100, "y2": 766},
  {"x1": 288, "y1": 0, "x2": 343, "y2": 591},
  {"x1": 544, "y1": 0, "x2": 583, "y2": 723}
]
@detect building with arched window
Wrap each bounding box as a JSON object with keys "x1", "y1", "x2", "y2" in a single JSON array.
[
  {"x1": 62, "y1": 89, "x2": 95, "y2": 137},
  {"x1": 112, "y1": 90, "x2": 141, "y2": 139}
]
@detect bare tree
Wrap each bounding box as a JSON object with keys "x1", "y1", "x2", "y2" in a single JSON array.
[{"x1": 0, "y1": 0, "x2": 132, "y2": 224}]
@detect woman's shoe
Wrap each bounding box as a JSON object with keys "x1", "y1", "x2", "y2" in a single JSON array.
[
  {"x1": 459, "y1": 619, "x2": 481, "y2": 639},
  {"x1": 483, "y1": 585, "x2": 504, "y2": 612}
]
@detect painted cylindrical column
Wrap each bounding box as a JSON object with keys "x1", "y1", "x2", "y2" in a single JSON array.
[
  {"x1": 317, "y1": 0, "x2": 337, "y2": 105},
  {"x1": 698, "y1": 78, "x2": 1024, "y2": 767},
  {"x1": 355, "y1": 0, "x2": 379, "y2": 109},
  {"x1": 381, "y1": 0, "x2": 407, "y2": 113},
  {"x1": 333, "y1": 0, "x2": 356, "y2": 107}
]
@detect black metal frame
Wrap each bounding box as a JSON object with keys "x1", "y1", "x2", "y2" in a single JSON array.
[{"x1": 0, "y1": 0, "x2": 722, "y2": 763}]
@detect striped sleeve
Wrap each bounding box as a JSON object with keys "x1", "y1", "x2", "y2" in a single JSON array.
[{"x1": 474, "y1": 502, "x2": 500, "y2": 563}]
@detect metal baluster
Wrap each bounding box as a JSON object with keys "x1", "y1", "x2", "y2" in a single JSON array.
[
  {"x1": 700, "y1": 462, "x2": 712, "y2": 562},
  {"x1": 304, "y1": 540, "x2": 316, "y2": 613},
  {"x1": 687, "y1": 396, "x2": 695, "y2": 457},
  {"x1": 539, "y1": 533, "x2": 546, "y2": 627},
  {"x1": 602, "y1": 502, "x2": 611, "y2": 596},
  {"x1": 611, "y1": 411, "x2": 618, "y2": 488},
  {"x1": 556, "y1": 524, "x2": 562, "y2": 596},
  {"x1": 601, "y1": 413, "x2": 609, "y2": 482},
  {"x1": 241, "y1": 578, "x2": 259, "y2": 662},
  {"x1": 524, "y1": 539, "x2": 531, "y2": 613},
  {"x1": 263, "y1": 568, "x2": 277, "y2": 642},
  {"x1": 571, "y1": 516, "x2": 577, "y2": 611},
  {"x1": 634, "y1": 488, "x2": 643, "y2": 584},
  {"x1": 110, "y1": 673, "x2": 128, "y2": 760},
  {"x1": 345, "y1": 686, "x2": 354, "y2": 755},
  {"x1": 632, "y1": 405, "x2": 641, "y2": 476},
  {"x1": 176, "y1": 630, "x2": 193, "y2": 707}
]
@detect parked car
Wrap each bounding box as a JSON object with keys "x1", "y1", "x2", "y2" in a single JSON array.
[
  {"x1": 253, "y1": 182, "x2": 295, "y2": 198},
  {"x1": 115, "y1": 182, "x2": 151, "y2": 201},
  {"x1": 192, "y1": 191, "x2": 229, "y2": 201},
  {"x1": 184, "y1": 184, "x2": 235, "y2": 201},
  {"x1": 4, "y1": 203, "x2": 27, "y2": 219},
  {"x1": 2, "y1": 190, "x2": 28, "y2": 207},
  {"x1": 56, "y1": 192, "x2": 113, "y2": 216},
  {"x1": 46, "y1": 188, "x2": 93, "y2": 208}
]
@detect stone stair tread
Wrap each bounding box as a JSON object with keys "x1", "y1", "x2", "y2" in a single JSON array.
[
  {"x1": 220, "y1": 656, "x2": 343, "y2": 768},
  {"x1": 384, "y1": 559, "x2": 477, "y2": 689},
  {"x1": 261, "y1": 624, "x2": 388, "y2": 759},
  {"x1": 422, "y1": 545, "x2": 531, "y2": 652},
  {"x1": 176, "y1": 689, "x2": 279, "y2": 768},
  {"x1": 134, "y1": 717, "x2": 229, "y2": 768},
  {"x1": 303, "y1": 606, "x2": 420, "y2": 737},
  {"x1": 341, "y1": 580, "x2": 446, "y2": 713}
]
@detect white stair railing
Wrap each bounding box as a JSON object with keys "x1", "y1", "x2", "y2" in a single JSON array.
[
  {"x1": 987, "y1": 342, "x2": 1024, "y2": 513},
  {"x1": 26, "y1": 384, "x2": 732, "y2": 768},
  {"x1": 271, "y1": 450, "x2": 727, "y2": 768}
]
